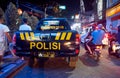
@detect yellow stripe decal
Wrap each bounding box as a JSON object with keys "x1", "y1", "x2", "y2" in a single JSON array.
[
  {"x1": 25, "y1": 32, "x2": 30, "y2": 40},
  {"x1": 55, "y1": 32, "x2": 61, "y2": 40},
  {"x1": 66, "y1": 32, "x2": 72, "y2": 40},
  {"x1": 20, "y1": 33, "x2": 25, "y2": 40},
  {"x1": 30, "y1": 32, "x2": 35, "y2": 40},
  {"x1": 60, "y1": 32, "x2": 66, "y2": 40}
]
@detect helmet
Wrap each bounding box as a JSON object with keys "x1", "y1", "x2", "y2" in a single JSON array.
[{"x1": 97, "y1": 24, "x2": 103, "y2": 29}]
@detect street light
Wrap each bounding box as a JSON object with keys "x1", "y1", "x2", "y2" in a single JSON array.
[
  {"x1": 45, "y1": 6, "x2": 53, "y2": 18},
  {"x1": 59, "y1": 5, "x2": 66, "y2": 10}
]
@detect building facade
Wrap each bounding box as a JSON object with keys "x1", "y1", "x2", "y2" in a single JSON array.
[{"x1": 106, "y1": 0, "x2": 120, "y2": 33}]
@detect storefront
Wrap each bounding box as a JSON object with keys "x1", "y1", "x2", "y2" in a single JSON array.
[{"x1": 106, "y1": 3, "x2": 120, "y2": 33}]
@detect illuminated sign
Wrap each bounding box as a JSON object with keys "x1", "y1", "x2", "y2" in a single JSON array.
[
  {"x1": 97, "y1": 0, "x2": 103, "y2": 19},
  {"x1": 59, "y1": 5, "x2": 66, "y2": 10},
  {"x1": 30, "y1": 42, "x2": 60, "y2": 50},
  {"x1": 106, "y1": 3, "x2": 120, "y2": 17},
  {"x1": 41, "y1": 26, "x2": 64, "y2": 30},
  {"x1": 20, "y1": 32, "x2": 72, "y2": 41}
]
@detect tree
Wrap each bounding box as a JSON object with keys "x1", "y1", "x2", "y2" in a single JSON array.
[
  {"x1": 5, "y1": 2, "x2": 20, "y2": 31},
  {"x1": 0, "y1": 7, "x2": 6, "y2": 24},
  {"x1": 22, "y1": 11, "x2": 32, "y2": 27},
  {"x1": 22, "y1": 11, "x2": 39, "y2": 30},
  {"x1": 0, "y1": 7, "x2": 4, "y2": 15},
  {"x1": 30, "y1": 15, "x2": 39, "y2": 30}
]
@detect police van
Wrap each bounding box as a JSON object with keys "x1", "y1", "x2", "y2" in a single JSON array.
[{"x1": 12, "y1": 18, "x2": 80, "y2": 67}]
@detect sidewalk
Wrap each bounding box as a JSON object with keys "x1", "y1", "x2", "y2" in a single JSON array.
[{"x1": 0, "y1": 55, "x2": 25, "y2": 78}]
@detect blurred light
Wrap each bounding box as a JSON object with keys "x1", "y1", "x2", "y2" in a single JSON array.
[
  {"x1": 71, "y1": 16, "x2": 74, "y2": 19},
  {"x1": 18, "y1": 8, "x2": 22, "y2": 15},
  {"x1": 71, "y1": 23, "x2": 80, "y2": 30},
  {"x1": 106, "y1": 4, "x2": 120, "y2": 17},
  {"x1": 64, "y1": 42, "x2": 72, "y2": 46},
  {"x1": 75, "y1": 14, "x2": 79, "y2": 19},
  {"x1": 59, "y1": 5, "x2": 66, "y2": 10}
]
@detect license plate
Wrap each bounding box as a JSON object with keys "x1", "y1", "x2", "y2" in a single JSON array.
[{"x1": 38, "y1": 52, "x2": 55, "y2": 58}]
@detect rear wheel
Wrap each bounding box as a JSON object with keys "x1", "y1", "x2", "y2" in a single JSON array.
[
  {"x1": 66, "y1": 56, "x2": 78, "y2": 68},
  {"x1": 116, "y1": 50, "x2": 120, "y2": 58},
  {"x1": 94, "y1": 51, "x2": 100, "y2": 61},
  {"x1": 108, "y1": 47, "x2": 113, "y2": 55},
  {"x1": 28, "y1": 55, "x2": 35, "y2": 67},
  {"x1": 28, "y1": 52, "x2": 36, "y2": 67},
  {"x1": 38, "y1": 58, "x2": 48, "y2": 67}
]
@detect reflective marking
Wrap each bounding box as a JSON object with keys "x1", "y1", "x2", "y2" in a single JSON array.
[
  {"x1": 30, "y1": 32, "x2": 35, "y2": 40},
  {"x1": 60, "y1": 32, "x2": 66, "y2": 40},
  {"x1": 55, "y1": 32, "x2": 61, "y2": 40},
  {"x1": 20, "y1": 33, "x2": 25, "y2": 40},
  {"x1": 25, "y1": 32, "x2": 30, "y2": 40},
  {"x1": 66, "y1": 32, "x2": 72, "y2": 40}
]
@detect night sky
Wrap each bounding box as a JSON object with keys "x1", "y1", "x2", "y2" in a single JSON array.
[
  {"x1": 23, "y1": 0, "x2": 80, "y2": 18},
  {"x1": 0, "y1": 0, "x2": 94, "y2": 18}
]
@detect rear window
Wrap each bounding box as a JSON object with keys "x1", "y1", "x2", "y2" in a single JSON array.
[{"x1": 36, "y1": 19, "x2": 71, "y2": 31}]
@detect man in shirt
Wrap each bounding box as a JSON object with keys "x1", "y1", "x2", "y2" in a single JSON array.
[
  {"x1": 0, "y1": 15, "x2": 12, "y2": 71},
  {"x1": 86, "y1": 24, "x2": 105, "y2": 54},
  {"x1": 19, "y1": 18, "x2": 32, "y2": 31},
  {"x1": 19, "y1": 18, "x2": 32, "y2": 60}
]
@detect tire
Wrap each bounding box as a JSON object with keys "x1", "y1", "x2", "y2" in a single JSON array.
[
  {"x1": 28, "y1": 56, "x2": 35, "y2": 67},
  {"x1": 38, "y1": 58, "x2": 48, "y2": 67},
  {"x1": 28, "y1": 51, "x2": 36, "y2": 67},
  {"x1": 116, "y1": 50, "x2": 120, "y2": 58},
  {"x1": 66, "y1": 56, "x2": 78, "y2": 68},
  {"x1": 94, "y1": 51, "x2": 100, "y2": 61},
  {"x1": 108, "y1": 47, "x2": 113, "y2": 55}
]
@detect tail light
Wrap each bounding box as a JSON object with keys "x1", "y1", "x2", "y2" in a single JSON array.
[
  {"x1": 96, "y1": 46, "x2": 102, "y2": 49},
  {"x1": 75, "y1": 34, "x2": 80, "y2": 54},
  {"x1": 75, "y1": 34, "x2": 80, "y2": 45},
  {"x1": 104, "y1": 33, "x2": 108, "y2": 38},
  {"x1": 75, "y1": 49, "x2": 79, "y2": 54},
  {"x1": 96, "y1": 26, "x2": 98, "y2": 30},
  {"x1": 112, "y1": 45, "x2": 116, "y2": 52},
  {"x1": 12, "y1": 34, "x2": 16, "y2": 43},
  {"x1": 12, "y1": 34, "x2": 16, "y2": 53}
]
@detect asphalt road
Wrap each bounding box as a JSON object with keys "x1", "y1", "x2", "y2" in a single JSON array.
[{"x1": 11, "y1": 46, "x2": 120, "y2": 78}]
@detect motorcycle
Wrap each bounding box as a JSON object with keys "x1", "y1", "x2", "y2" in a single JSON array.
[
  {"x1": 84, "y1": 36, "x2": 102, "y2": 61},
  {"x1": 108, "y1": 40, "x2": 120, "y2": 58},
  {"x1": 107, "y1": 33, "x2": 120, "y2": 58},
  {"x1": 90, "y1": 45, "x2": 102, "y2": 61},
  {"x1": 85, "y1": 42, "x2": 102, "y2": 61}
]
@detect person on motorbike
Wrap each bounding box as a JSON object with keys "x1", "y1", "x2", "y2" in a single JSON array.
[
  {"x1": 116, "y1": 25, "x2": 120, "y2": 44},
  {"x1": 109, "y1": 25, "x2": 120, "y2": 45},
  {"x1": 84, "y1": 25, "x2": 95, "y2": 53},
  {"x1": 108, "y1": 25, "x2": 120, "y2": 55},
  {"x1": 86, "y1": 24, "x2": 105, "y2": 54}
]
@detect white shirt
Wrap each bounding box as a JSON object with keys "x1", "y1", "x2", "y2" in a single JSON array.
[
  {"x1": 19, "y1": 24, "x2": 32, "y2": 31},
  {"x1": 0, "y1": 24, "x2": 10, "y2": 42}
]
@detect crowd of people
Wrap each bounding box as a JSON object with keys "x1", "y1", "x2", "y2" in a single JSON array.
[{"x1": 0, "y1": 14, "x2": 32, "y2": 72}]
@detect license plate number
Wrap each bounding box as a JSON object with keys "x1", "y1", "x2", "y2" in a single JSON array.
[{"x1": 38, "y1": 52, "x2": 55, "y2": 57}]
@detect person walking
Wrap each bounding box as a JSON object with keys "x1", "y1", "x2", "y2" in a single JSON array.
[
  {"x1": 19, "y1": 18, "x2": 32, "y2": 60},
  {"x1": 19, "y1": 18, "x2": 32, "y2": 31},
  {"x1": 0, "y1": 15, "x2": 12, "y2": 72}
]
